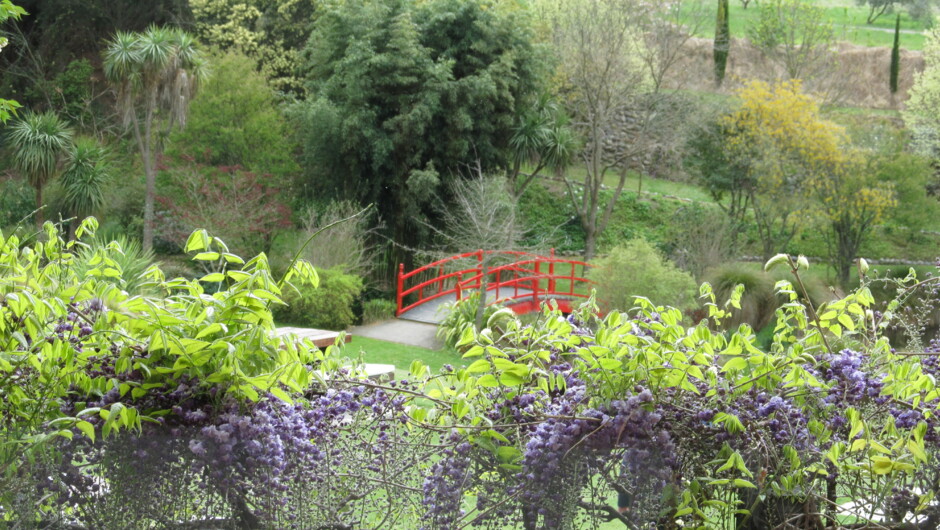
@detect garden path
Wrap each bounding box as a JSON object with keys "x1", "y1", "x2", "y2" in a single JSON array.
[
  {"x1": 397, "y1": 286, "x2": 536, "y2": 324},
  {"x1": 352, "y1": 319, "x2": 444, "y2": 350}
]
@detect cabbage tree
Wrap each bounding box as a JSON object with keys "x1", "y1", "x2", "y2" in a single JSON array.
[
  {"x1": 7, "y1": 110, "x2": 73, "y2": 226},
  {"x1": 103, "y1": 25, "x2": 207, "y2": 251},
  {"x1": 60, "y1": 138, "x2": 109, "y2": 238}
]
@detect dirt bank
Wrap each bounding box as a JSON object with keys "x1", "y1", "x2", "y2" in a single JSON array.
[{"x1": 665, "y1": 37, "x2": 925, "y2": 109}]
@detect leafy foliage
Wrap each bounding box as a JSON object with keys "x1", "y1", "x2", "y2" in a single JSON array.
[
  {"x1": 0, "y1": 220, "x2": 320, "y2": 518},
  {"x1": 167, "y1": 50, "x2": 298, "y2": 182},
  {"x1": 6, "y1": 219, "x2": 940, "y2": 529},
  {"x1": 424, "y1": 258, "x2": 940, "y2": 528},
  {"x1": 722, "y1": 80, "x2": 896, "y2": 284},
  {"x1": 274, "y1": 267, "x2": 364, "y2": 330},
  {"x1": 189, "y1": 0, "x2": 316, "y2": 94},
  {"x1": 299, "y1": 0, "x2": 545, "y2": 273},
  {"x1": 0, "y1": 0, "x2": 26, "y2": 123},
  {"x1": 437, "y1": 292, "x2": 512, "y2": 350},
  {"x1": 587, "y1": 238, "x2": 698, "y2": 313},
  {"x1": 72, "y1": 234, "x2": 156, "y2": 295},
  {"x1": 705, "y1": 262, "x2": 777, "y2": 330}
]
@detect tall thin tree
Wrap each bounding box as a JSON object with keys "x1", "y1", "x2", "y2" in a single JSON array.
[
  {"x1": 714, "y1": 0, "x2": 731, "y2": 87},
  {"x1": 890, "y1": 13, "x2": 901, "y2": 95},
  {"x1": 8, "y1": 111, "x2": 73, "y2": 226},
  {"x1": 103, "y1": 26, "x2": 207, "y2": 251}
]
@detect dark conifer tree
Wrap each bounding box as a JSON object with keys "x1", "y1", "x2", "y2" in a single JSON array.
[
  {"x1": 890, "y1": 13, "x2": 901, "y2": 94},
  {"x1": 714, "y1": 0, "x2": 731, "y2": 87}
]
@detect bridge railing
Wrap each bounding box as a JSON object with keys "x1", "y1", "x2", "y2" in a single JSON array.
[{"x1": 396, "y1": 250, "x2": 592, "y2": 316}]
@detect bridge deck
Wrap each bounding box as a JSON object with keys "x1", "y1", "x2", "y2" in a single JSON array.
[{"x1": 398, "y1": 287, "x2": 586, "y2": 324}]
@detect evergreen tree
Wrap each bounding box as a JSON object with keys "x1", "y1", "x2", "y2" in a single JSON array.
[
  {"x1": 299, "y1": 0, "x2": 544, "y2": 274},
  {"x1": 714, "y1": 0, "x2": 730, "y2": 87},
  {"x1": 890, "y1": 13, "x2": 901, "y2": 94}
]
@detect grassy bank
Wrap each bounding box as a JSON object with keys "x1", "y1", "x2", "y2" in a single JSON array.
[{"x1": 684, "y1": 0, "x2": 928, "y2": 50}]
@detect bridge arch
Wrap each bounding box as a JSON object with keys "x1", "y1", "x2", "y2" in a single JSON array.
[{"x1": 396, "y1": 249, "x2": 592, "y2": 322}]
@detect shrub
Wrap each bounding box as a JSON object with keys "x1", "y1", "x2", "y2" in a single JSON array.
[
  {"x1": 166, "y1": 50, "x2": 298, "y2": 182},
  {"x1": 587, "y1": 238, "x2": 698, "y2": 313},
  {"x1": 156, "y1": 162, "x2": 292, "y2": 257},
  {"x1": 0, "y1": 174, "x2": 35, "y2": 228},
  {"x1": 362, "y1": 298, "x2": 397, "y2": 324},
  {"x1": 275, "y1": 267, "x2": 363, "y2": 330},
  {"x1": 8, "y1": 222, "x2": 438, "y2": 529},
  {"x1": 705, "y1": 263, "x2": 776, "y2": 331}
]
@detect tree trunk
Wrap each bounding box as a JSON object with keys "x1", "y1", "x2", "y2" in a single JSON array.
[
  {"x1": 584, "y1": 227, "x2": 597, "y2": 261},
  {"x1": 142, "y1": 114, "x2": 155, "y2": 252}
]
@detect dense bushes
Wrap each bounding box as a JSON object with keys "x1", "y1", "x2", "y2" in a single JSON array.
[
  {"x1": 0, "y1": 175, "x2": 34, "y2": 229},
  {"x1": 166, "y1": 50, "x2": 299, "y2": 183},
  {"x1": 587, "y1": 238, "x2": 698, "y2": 313},
  {"x1": 274, "y1": 267, "x2": 364, "y2": 330},
  {"x1": 437, "y1": 292, "x2": 512, "y2": 349},
  {"x1": 7, "y1": 220, "x2": 940, "y2": 529},
  {"x1": 426, "y1": 257, "x2": 940, "y2": 528},
  {"x1": 361, "y1": 298, "x2": 397, "y2": 324},
  {"x1": 0, "y1": 222, "x2": 324, "y2": 525}
]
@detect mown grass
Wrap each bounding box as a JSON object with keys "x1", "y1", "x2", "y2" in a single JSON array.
[
  {"x1": 683, "y1": 0, "x2": 927, "y2": 50},
  {"x1": 338, "y1": 336, "x2": 464, "y2": 377},
  {"x1": 527, "y1": 164, "x2": 710, "y2": 203}
]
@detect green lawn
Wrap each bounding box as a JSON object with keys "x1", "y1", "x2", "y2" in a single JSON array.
[
  {"x1": 683, "y1": 0, "x2": 927, "y2": 50},
  {"x1": 535, "y1": 164, "x2": 717, "y2": 203},
  {"x1": 338, "y1": 336, "x2": 464, "y2": 377}
]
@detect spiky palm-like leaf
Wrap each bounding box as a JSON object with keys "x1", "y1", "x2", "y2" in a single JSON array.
[
  {"x1": 60, "y1": 138, "x2": 109, "y2": 218},
  {"x1": 8, "y1": 111, "x2": 73, "y2": 188},
  {"x1": 7, "y1": 110, "x2": 73, "y2": 224},
  {"x1": 74, "y1": 235, "x2": 156, "y2": 295}
]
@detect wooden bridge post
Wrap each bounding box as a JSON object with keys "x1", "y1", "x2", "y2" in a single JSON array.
[
  {"x1": 534, "y1": 259, "x2": 541, "y2": 306},
  {"x1": 396, "y1": 263, "x2": 404, "y2": 316},
  {"x1": 548, "y1": 248, "x2": 556, "y2": 294},
  {"x1": 496, "y1": 268, "x2": 501, "y2": 301}
]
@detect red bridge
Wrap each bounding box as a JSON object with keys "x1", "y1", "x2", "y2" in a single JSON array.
[{"x1": 396, "y1": 249, "x2": 592, "y2": 323}]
